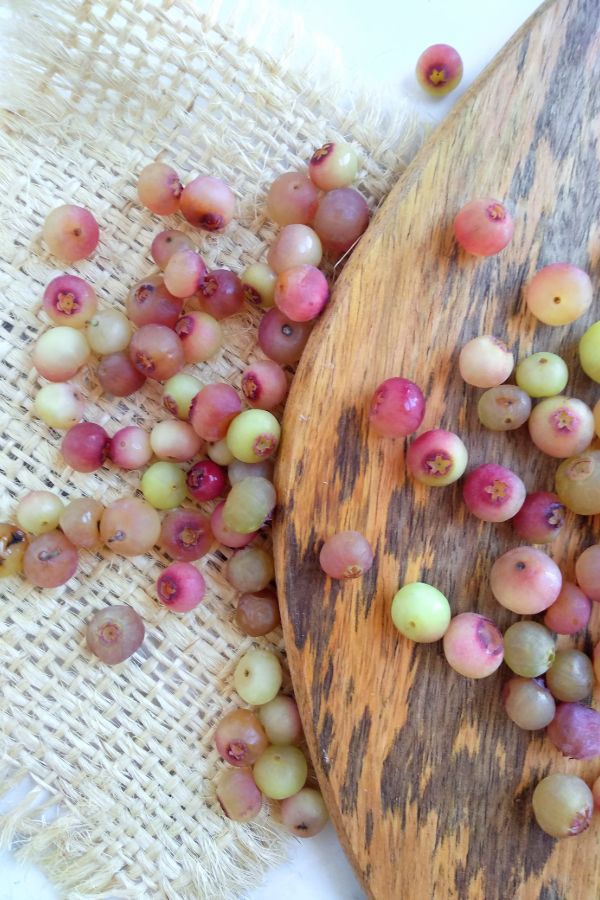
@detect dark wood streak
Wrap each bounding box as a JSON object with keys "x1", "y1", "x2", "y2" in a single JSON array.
[
  {"x1": 274, "y1": 1, "x2": 600, "y2": 897},
  {"x1": 340, "y1": 707, "x2": 372, "y2": 815}
]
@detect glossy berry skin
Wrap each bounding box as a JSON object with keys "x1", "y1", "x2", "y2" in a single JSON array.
[
  {"x1": 502, "y1": 677, "x2": 556, "y2": 730},
  {"x1": 406, "y1": 429, "x2": 467, "y2": 487},
  {"x1": 163, "y1": 373, "x2": 203, "y2": 420},
  {"x1": 242, "y1": 360, "x2": 288, "y2": 411},
  {"x1": 179, "y1": 175, "x2": 235, "y2": 231},
  {"x1": 186, "y1": 459, "x2": 227, "y2": 502},
  {"x1": 258, "y1": 309, "x2": 312, "y2": 365},
  {"x1": 544, "y1": 582, "x2": 592, "y2": 634},
  {"x1": 319, "y1": 531, "x2": 374, "y2": 580},
  {"x1": 415, "y1": 44, "x2": 463, "y2": 97},
  {"x1": 214, "y1": 709, "x2": 269, "y2": 767},
  {"x1": 141, "y1": 461, "x2": 187, "y2": 509},
  {"x1": 454, "y1": 199, "x2": 514, "y2": 256},
  {"x1": 23, "y1": 530, "x2": 78, "y2": 588},
  {"x1": 86, "y1": 309, "x2": 131, "y2": 356},
  {"x1": 198, "y1": 269, "x2": 245, "y2": 319},
  {"x1": 579, "y1": 321, "x2": 600, "y2": 383},
  {"x1": 235, "y1": 589, "x2": 280, "y2": 636},
  {"x1": 442, "y1": 613, "x2": 504, "y2": 679},
  {"x1": 274, "y1": 265, "x2": 329, "y2": 322},
  {"x1": 266, "y1": 172, "x2": 319, "y2": 225},
  {"x1": 42, "y1": 204, "x2": 99, "y2": 262},
  {"x1": 532, "y1": 774, "x2": 593, "y2": 839},
  {"x1": 525, "y1": 264, "x2": 592, "y2": 326},
  {"x1": 547, "y1": 703, "x2": 600, "y2": 759},
  {"x1": 515, "y1": 352, "x2": 569, "y2": 398},
  {"x1": 211, "y1": 501, "x2": 257, "y2": 549},
  {"x1": 32, "y1": 327, "x2": 90, "y2": 382},
  {"x1": 156, "y1": 561, "x2": 205, "y2": 612},
  {"x1": 190, "y1": 383, "x2": 242, "y2": 442},
  {"x1": 226, "y1": 409, "x2": 281, "y2": 464},
  {"x1": 309, "y1": 141, "x2": 358, "y2": 190},
  {"x1": 60, "y1": 499, "x2": 104, "y2": 549},
  {"x1": 223, "y1": 477, "x2": 276, "y2": 534},
  {"x1": 546, "y1": 650, "x2": 594, "y2": 703},
  {"x1": 216, "y1": 767, "x2": 262, "y2": 823},
  {"x1": 477, "y1": 385, "x2": 531, "y2": 431},
  {"x1": 61, "y1": 422, "x2": 111, "y2": 473},
  {"x1": 0, "y1": 524, "x2": 28, "y2": 578},
  {"x1": 280, "y1": 788, "x2": 329, "y2": 838},
  {"x1": 528, "y1": 396, "x2": 594, "y2": 458},
  {"x1": 503, "y1": 621, "x2": 555, "y2": 677},
  {"x1": 34, "y1": 382, "x2": 84, "y2": 430},
  {"x1": 125, "y1": 275, "x2": 182, "y2": 328},
  {"x1": 459, "y1": 336, "x2": 513, "y2": 388},
  {"x1": 175, "y1": 311, "x2": 222, "y2": 363},
  {"x1": 150, "y1": 229, "x2": 194, "y2": 270},
  {"x1": 369, "y1": 377, "x2": 425, "y2": 439},
  {"x1": 555, "y1": 451, "x2": 600, "y2": 515},
  {"x1": 17, "y1": 491, "x2": 63, "y2": 535},
  {"x1": 241, "y1": 263, "x2": 277, "y2": 309},
  {"x1": 129, "y1": 324, "x2": 185, "y2": 381},
  {"x1": 490, "y1": 546, "x2": 562, "y2": 614},
  {"x1": 253, "y1": 746, "x2": 308, "y2": 800},
  {"x1": 512, "y1": 492, "x2": 565, "y2": 544},
  {"x1": 109, "y1": 426, "x2": 152, "y2": 470},
  {"x1": 258, "y1": 695, "x2": 303, "y2": 746},
  {"x1": 137, "y1": 162, "x2": 182, "y2": 215},
  {"x1": 150, "y1": 420, "x2": 204, "y2": 462},
  {"x1": 267, "y1": 225, "x2": 323, "y2": 274},
  {"x1": 575, "y1": 545, "x2": 600, "y2": 602},
  {"x1": 86, "y1": 605, "x2": 145, "y2": 665},
  {"x1": 462, "y1": 463, "x2": 526, "y2": 523},
  {"x1": 159, "y1": 509, "x2": 213, "y2": 561},
  {"x1": 163, "y1": 249, "x2": 208, "y2": 299},
  {"x1": 100, "y1": 498, "x2": 161, "y2": 556},
  {"x1": 312, "y1": 188, "x2": 369, "y2": 258},
  {"x1": 97, "y1": 352, "x2": 146, "y2": 397},
  {"x1": 42, "y1": 275, "x2": 97, "y2": 328},
  {"x1": 391, "y1": 582, "x2": 451, "y2": 642}
]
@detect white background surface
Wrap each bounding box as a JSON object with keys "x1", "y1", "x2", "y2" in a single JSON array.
[{"x1": 0, "y1": 0, "x2": 541, "y2": 898}]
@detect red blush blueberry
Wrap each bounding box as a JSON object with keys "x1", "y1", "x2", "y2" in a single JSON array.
[
  {"x1": 443, "y1": 612, "x2": 504, "y2": 679},
  {"x1": 137, "y1": 162, "x2": 182, "y2": 215},
  {"x1": 214, "y1": 709, "x2": 268, "y2": 767},
  {"x1": 186, "y1": 459, "x2": 227, "y2": 502},
  {"x1": 462, "y1": 463, "x2": 525, "y2": 522},
  {"x1": 163, "y1": 249, "x2": 208, "y2": 299},
  {"x1": 211, "y1": 501, "x2": 256, "y2": 549},
  {"x1": 189, "y1": 383, "x2": 242, "y2": 442},
  {"x1": 312, "y1": 187, "x2": 369, "y2": 258},
  {"x1": 159, "y1": 510, "x2": 213, "y2": 561},
  {"x1": 547, "y1": 703, "x2": 600, "y2": 759},
  {"x1": 274, "y1": 265, "x2": 329, "y2": 323},
  {"x1": 241, "y1": 360, "x2": 288, "y2": 411},
  {"x1": 179, "y1": 175, "x2": 235, "y2": 231},
  {"x1": 454, "y1": 199, "x2": 514, "y2": 256},
  {"x1": 42, "y1": 204, "x2": 99, "y2": 262},
  {"x1": 43, "y1": 275, "x2": 97, "y2": 328},
  {"x1": 528, "y1": 396, "x2": 594, "y2": 458},
  {"x1": 61, "y1": 423, "x2": 111, "y2": 473},
  {"x1": 512, "y1": 491, "x2": 565, "y2": 543},
  {"x1": 150, "y1": 229, "x2": 194, "y2": 270},
  {"x1": 490, "y1": 546, "x2": 562, "y2": 614},
  {"x1": 319, "y1": 531, "x2": 374, "y2": 580},
  {"x1": 258, "y1": 309, "x2": 312, "y2": 365},
  {"x1": 198, "y1": 269, "x2": 244, "y2": 320},
  {"x1": 125, "y1": 275, "x2": 182, "y2": 328},
  {"x1": 369, "y1": 377, "x2": 425, "y2": 439},
  {"x1": 575, "y1": 545, "x2": 600, "y2": 602},
  {"x1": 156, "y1": 561, "x2": 205, "y2": 612},
  {"x1": 406, "y1": 429, "x2": 467, "y2": 487},
  {"x1": 415, "y1": 43, "x2": 463, "y2": 97},
  {"x1": 129, "y1": 324, "x2": 185, "y2": 382},
  {"x1": 98, "y1": 351, "x2": 146, "y2": 397},
  {"x1": 544, "y1": 582, "x2": 592, "y2": 635}
]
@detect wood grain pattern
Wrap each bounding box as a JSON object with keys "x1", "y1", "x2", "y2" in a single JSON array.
[{"x1": 273, "y1": 1, "x2": 600, "y2": 897}]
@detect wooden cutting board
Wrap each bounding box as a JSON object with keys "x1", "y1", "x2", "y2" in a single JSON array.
[{"x1": 273, "y1": 0, "x2": 600, "y2": 897}]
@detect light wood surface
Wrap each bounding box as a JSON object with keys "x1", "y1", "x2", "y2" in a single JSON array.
[{"x1": 274, "y1": 0, "x2": 600, "y2": 896}]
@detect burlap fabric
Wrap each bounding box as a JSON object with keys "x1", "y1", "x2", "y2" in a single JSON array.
[{"x1": 0, "y1": 1, "x2": 421, "y2": 896}]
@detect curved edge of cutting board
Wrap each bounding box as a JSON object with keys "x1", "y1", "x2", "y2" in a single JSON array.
[{"x1": 272, "y1": 0, "x2": 594, "y2": 896}]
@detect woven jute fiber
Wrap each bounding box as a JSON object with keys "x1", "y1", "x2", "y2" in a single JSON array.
[{"x1": 0, "y1": 1, "x2": 421, "y2": 897}]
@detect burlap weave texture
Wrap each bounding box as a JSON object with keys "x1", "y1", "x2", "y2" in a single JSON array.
[{"x1": 0, "y1": 1, "x2": 420, "y2": 896}]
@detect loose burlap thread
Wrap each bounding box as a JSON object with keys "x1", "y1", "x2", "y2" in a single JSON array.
[{"x1": 0, "y1": 1, "x2": 421, "y2": 897}]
